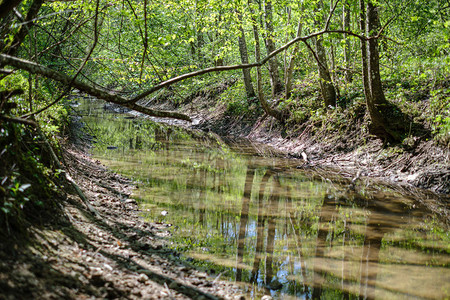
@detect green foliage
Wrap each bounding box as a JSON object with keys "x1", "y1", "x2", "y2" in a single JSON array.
[
  {"x1": 0, "y1": 122, "x2": 61, "y2": 237},
  {"x1": 0, "y1": 72, "x2": 28, "y2": 93},
  {"x1": 0, "y1": 72, "x2": 68, "y2": 238},
  {"x1": 3, "y1": 0, "x2": 449, "y2": 146},
  {"x1": 1, "y1": 182, "x2": 31, "y2": 215},
  {"x1": 431, "y1": 97, "x2": 450, "y2": 145},
  {"x1": 220, "y1": 80, "x2": 249, "y2": 115}
]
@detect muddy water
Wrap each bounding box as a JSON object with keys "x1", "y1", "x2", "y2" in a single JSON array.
[{"x1": 78, "y1": 100, "x2": 450, "y2": 299}]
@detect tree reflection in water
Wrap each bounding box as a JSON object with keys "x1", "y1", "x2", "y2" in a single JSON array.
[
  {"x1": 90, "y1": 119, "x2": 449, "y2": 299},
  {"x1": 236, "y1": 165, "x2": 256, "y2": 282},
  {"x1": 230, "y1": 168, "x2": 446, "y2": 299},
  {"x1": 250, "y1": 170, "x2": 273, "y2": 284}
]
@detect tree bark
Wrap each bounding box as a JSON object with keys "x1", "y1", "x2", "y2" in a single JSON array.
[
  {"x1": 366, "y1": 2, "x2": 387, "y2": 107},
  {"x1": 315, "y1": 35, "x2": 337, "y2": 108},
  {"x1": 361, "y1": 0, "x2": 400, "y2": 140},
  {"x1": 285, "y1": 19, "x2": 303, "y2": 99},
  {"x1": 314, "y1": 1, "x2": 337, "y2": 108},
  {"x1": 343, "y1": 0, "x2": 352, "y2": 83},
  {"x1": 263, "y1": 0, "x2": 283, "y2": 97},
  {"x1": 251, "y1": 13, "x2": 283, "y2": 122},
  {"x1": 0, "y1": 54, "x2": 192, "y2": 121},
  {"x1": 237, "y1": 11, "x2": 256, "y2": 99},
  {"x1": 0, "y1": 0, "x2": 44, "y2": 57},
  {"x1": 359, "y1": 0, "x2": 370, "y2": 100}
]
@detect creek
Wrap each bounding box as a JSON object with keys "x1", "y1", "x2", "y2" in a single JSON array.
[{"x1": 75, "y1": 99, "x2": 449, "y2": 299}]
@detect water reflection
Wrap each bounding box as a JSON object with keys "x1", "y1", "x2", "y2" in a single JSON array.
[{"x1": 80, "y1": 99, "x2": 450, "y2": 300}]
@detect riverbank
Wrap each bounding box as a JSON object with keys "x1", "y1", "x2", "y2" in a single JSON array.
[
  {"x1": 143, "y1": 83, "x2": 450, "y2": 196},
  {"x1": 1, "y1": 94, "x2": 448, "y2": 299},
  {"x1": 0, "y1": 141, "x2": 243, "y2": 299}
]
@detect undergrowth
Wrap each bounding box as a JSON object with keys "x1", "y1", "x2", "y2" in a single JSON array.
[
  {"x1": 0, "y1": 122, "x2": 65, "y2": 242},
  {"x1": 277, "y1": 56, "x2": 450, "y2": 149},
  {"x1": 0, "y1": 72, "x2": 68, "y2": 242}
]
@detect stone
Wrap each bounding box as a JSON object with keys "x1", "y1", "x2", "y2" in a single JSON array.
[
  {"x1": 168, "y1": 281, "x2": 179, "y2": 289},
  {"x1": 138, "y1": 273, "x2": 149, "y2": 283}
]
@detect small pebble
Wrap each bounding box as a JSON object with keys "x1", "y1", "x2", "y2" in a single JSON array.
[
  {"x1": 168, "y1": 281, "x2": 179, "y2": 289},
  {"x1": 138, "y1": 273, "x2": 149, "y2": 283}
]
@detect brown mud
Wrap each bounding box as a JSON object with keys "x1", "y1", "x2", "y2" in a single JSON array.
[{"x1": 0, "y1": 143, "x2": 243, "y2": 299}]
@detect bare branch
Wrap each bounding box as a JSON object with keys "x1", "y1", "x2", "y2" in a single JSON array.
[
  {"x1": 0, "y1": 54, "x2": 192, "y2": 121},
  {"x1": 2, "y1": 1, "x2": 395, "y2": 123},
  {"x1": 129, "y1": 28, "x2": 370, "y2": 104},
  {"x1": 70, "y1": 0, "x2": 100, "y2": 82},
  {"x1": 325, "y1": 29, "x2": 366, "y2": 40},
  {"x1": 0, "y1": 69, "x2": 14, "y2": 75},
  {"x1": 32, "y1": 17, "x2": 91, "y2": 60},
  {"x1": 20, "y1": 91, "x2": 67, "y2": 119},
  {"x1": 0, "y1": 114, "x2": 38, "y2": 127},
  {"x1": 129, "y1": 63, "x2": 261, "y2": 103},
  {"x1": 20, "y1": 1, "x2": 102, "y2": 120},
  {"x1": 139, "y1": 0, "x2": 148, "y2": 83},
  {"x1": 324, "y1": 0, "x2": 341, "y2": 30},
  {"x1": 0, "y1": 0, "x2": 23, "y2": 19},
  {"x1": 302, "y1": 40, "x2": 328, "y2": 71}
]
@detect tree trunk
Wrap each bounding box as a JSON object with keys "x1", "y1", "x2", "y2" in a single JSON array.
[
  {"x1": 343, "y1": 0, "x2": 352, "y2": 83},
  {"x1": 249, "y1": 0, "x2": 283, "y2": 122},
  {"x1": 285, "y1": 19, "x2": 303, "y2": 99},
  {"x1": 263, "y1": 0, "x2": 283, "y2": 97},
  {"x1": 251, "y1": 20, "x2": 283, "y2": 122},
  {"x1": 237, "y1": 11, "x2": 256, "y2": 99},
  {"x1": 314, "y1": 1, "x2": 337, "y2": 108},
  {"x1": 359, "y1": 0, "x2": 370, "y2": 99},
  {"x1": 366, "y1": 2, "x2": 387, "y2": 107},
  {"x1": 361, "y1": 0, "x2": 400, "y2": 140},
  {"x1": 315, "y1": 35, "x2": 337, "y2": 107}
]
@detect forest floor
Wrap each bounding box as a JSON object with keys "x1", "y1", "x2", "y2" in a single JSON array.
[{"x1": 0, "y1": 142, "x2": 243, "y2": 299}]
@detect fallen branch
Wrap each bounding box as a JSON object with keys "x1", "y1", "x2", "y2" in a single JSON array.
[
  {"x1": 0, "y1": 114, "x2": 38, "y2": 127},
  {"x1": 1, "y1": 10, "x2": 389, "y2": 122},
  {"x1": 0, "y1": 69, "x2": 14, "y2": 75},
  {"x1": 128, "y1": 30, "x2": 379, "y2": 104},
  {"x1": 0, "y1": 54, "x2": 192, "y2": 121}
]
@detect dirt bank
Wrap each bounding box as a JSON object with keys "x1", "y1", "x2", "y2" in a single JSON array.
[
  {"x1": 245, "y1": 117, "x2": 450, "y2": 194},
  {"x1": 146, "y1": 89, "x2": 450, "y2": 196},
  {"x1": 0, "y1": 143, "x2": 243, "y2": 299}
]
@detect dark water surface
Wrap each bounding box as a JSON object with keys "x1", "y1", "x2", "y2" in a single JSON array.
[{"x1": 77, "y1": 100, "x2": 450, "y2": 299}]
